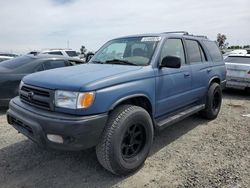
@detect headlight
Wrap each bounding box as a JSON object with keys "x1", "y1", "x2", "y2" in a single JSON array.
[{"x1": 55, "y1": 90, "x2": 95, "y2": 109}]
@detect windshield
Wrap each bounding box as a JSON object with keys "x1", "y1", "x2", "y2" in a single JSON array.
[
  {"x1": 90, "y1": 36, "x2": 160, "y2": 66},
  {"x1": 225, "y1": 56, "x2": 250, "y2": 64},
  {"x1": 0, "y1": 55, "x2": 34, "y2": 69}
]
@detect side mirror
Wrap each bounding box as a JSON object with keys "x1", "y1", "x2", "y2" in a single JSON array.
[{"x1": 160, "y1": 56, "x2": 181, "y2": 68}]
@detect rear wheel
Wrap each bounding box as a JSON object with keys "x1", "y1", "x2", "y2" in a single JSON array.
[
  {"x1": 96, "y1": 105, "x2": 154, "y2": 176},
  {"x1": 201, "y1": 82, "x2": 222, "y2": 120}
]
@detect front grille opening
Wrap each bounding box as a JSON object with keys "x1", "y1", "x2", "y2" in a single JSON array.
[
  {"x1": 8, "y1": 115, "x2": 33, "y2": 135},
  {"x1": 19, "y1": 85, "x2": 52, "y2": 110},
  {"x1": 22, "y1": 86, "x2": 50, "y2": 97}
]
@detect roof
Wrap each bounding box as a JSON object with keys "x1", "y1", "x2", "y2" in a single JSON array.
[{"x1": 114, "y1": 31, "x2": 211, "y2": 41}]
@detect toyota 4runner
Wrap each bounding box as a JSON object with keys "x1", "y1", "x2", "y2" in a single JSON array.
[{"x1": 7, "y1": 31, "x2": 226, "y2": 175}]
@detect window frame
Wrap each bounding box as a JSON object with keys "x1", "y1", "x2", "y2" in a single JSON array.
[{"x1": 184, "y1": 39, "x2": 209, "y2": 64}]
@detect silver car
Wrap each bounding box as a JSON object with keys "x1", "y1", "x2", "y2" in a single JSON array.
[{"x1": 225, "y1": 55, "x2": 250, "y2": 91}]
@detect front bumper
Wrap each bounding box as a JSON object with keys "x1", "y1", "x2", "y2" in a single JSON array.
[
  {"x1": 0, "y1": 98, "x2": 11, "y2": 107},
  {"x1": 7, "y1": 97, "x2": 108, "y2": 151}
]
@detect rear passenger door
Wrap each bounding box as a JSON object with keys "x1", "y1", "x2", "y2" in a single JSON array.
[{"x1": 184, "y1": 39, "x2": 211, "y2": 101}]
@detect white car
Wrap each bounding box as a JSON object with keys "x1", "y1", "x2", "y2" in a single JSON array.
[
  {"x1": 225, "y1": 55, "x2": 250, "y2": 91},
  {"x1": 41, "y1": 49, "x2": 79, "y2": 58},
  {"x1": 0, "y1": 55, "x2": 13, "y2": 62}
]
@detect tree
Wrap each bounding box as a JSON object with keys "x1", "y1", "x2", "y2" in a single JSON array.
[{"x1": 216, "y1": 33, "x2": 228, "y2": 50}]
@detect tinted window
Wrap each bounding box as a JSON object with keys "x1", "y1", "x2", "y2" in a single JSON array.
[
  {"x1": 0, "y1": 56, "x2": 34, "y2": 69},
  {"x1": 44, "y1": 60, "x2": 67, "y2": 70},
  {"x1": 160, "y1": 39, "x2": 186, "y2": 65},
  {"x1": 36, "y1": 64, "x2": 44, "y2": 72},
  {"x1": 48, "y1": 51, "x2": 63, "y2": 55},
  {"x1": 203, "y1": 41, "x2": 223, "y2": 62},
  {"x1": 186, "y1": 40, "x2": 202, "y2": 63},
  {"x1": 225, "y1": 56, "x2": 250, "y2": 64},
  {"x1": 65, "y1": 51, "x2": 77, "y2": 57}
]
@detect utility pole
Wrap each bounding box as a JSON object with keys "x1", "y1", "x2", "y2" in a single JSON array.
[{"x1": 67, "y1": 40, "x2": 69, "y2": 49}]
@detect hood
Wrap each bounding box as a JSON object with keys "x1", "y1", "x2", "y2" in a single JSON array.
[{"x1": 23, "y1": 64, "x2": 145, "y2": 91}]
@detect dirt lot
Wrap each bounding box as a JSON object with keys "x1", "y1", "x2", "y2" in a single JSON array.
[{"x1": 0, "y1": 89, "x2": 249, "y2": 188}]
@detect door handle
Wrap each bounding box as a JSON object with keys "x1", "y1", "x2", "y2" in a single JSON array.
[
  {"x1": 184, "y1": 73, "x2": 190, "y2": 77},
  {"x1": 207, "y1": 69, "x2": 212, "y2": 73}
]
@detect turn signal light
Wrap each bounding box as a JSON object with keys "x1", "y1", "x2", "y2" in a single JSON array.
[{"x1": 79, "y1": 92, "x2": 95, "y2": 108}]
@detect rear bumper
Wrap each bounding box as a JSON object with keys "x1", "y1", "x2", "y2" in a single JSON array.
[
  {"x1": 226, "y1": 77, "x2": 250, "y2": 90},
  {"x1": 7, "y1": 97, "x2": 108, "y2": 151}
]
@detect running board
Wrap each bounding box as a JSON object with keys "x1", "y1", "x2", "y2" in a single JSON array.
[{"x1": 155, "y1": 104, "x2": 205, "y2": 130}]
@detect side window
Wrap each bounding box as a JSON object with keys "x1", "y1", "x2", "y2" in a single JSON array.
[
  {"x1": 203, "y1": 41, "x2": 223, "y2": 62},
  {"x1": 44, "y1": 60, "x2": 67, "y2": 70},
  {"x1": 185, "y1": 40, "x2": 202, "y2": 63},
  {"x1": 160, "y1": 38, "x2": 186, "y2": 65},
  {"x1": 36, "y1": 64, "x2": 44, "y2": 72},
  {"x1": 48, "y1": 51, "x2": 63, "y2": 55}
]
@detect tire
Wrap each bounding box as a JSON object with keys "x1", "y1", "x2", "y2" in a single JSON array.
[
  {"x1": 96, "y1": 105, "x2": 154, "y2": 176},
  {"x1": 201, "y1": 82, "x2": 222, "y2": 120}
]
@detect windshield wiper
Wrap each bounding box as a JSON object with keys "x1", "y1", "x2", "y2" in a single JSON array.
[
  {"x1": 105, "y1": 59, "x2": 138, "y2": 66},
  {"x1": 92, "y1": 60, "x2": 105, "y2": 64}
]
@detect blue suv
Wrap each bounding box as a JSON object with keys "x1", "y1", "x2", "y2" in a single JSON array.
[{"x1": 7, "y1": 31, "x2": 226, "y2": 175}]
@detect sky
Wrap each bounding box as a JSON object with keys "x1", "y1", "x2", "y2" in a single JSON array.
[{"x1": 0, "y1": 0, "x2": 249, "y2": 54}]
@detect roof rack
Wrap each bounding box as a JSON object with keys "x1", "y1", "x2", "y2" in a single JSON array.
[
  {"x1": 163, "y1": 31, "x2": 208, "y2": 39},
  {"x1": 188, "y1": 34, "x2": 208, "y2": 39},
  {"x1": 163, "y1": 31, "x2": 189, "y2": 35}
]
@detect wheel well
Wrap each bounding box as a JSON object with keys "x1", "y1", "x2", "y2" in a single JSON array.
[
  {"x1": 210, "y1": 77, "x2": 220, "y2": 85},
  {"x1": 113, "y1": 96, "x2": 152, "y2": 116}
]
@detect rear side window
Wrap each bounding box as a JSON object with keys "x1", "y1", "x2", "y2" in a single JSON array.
[
  {"x1": 185, "y1": 40, "x2": 202, "y2": 63},
  {"x1": 65, "y1": 51, "x2": 77, "y2": 57},
  {"x1": 0, "y1": 56, "x2": 34, "y2": 69},
  {"x1": 225, "y1": 56, "x2": 250, "y2": 64},
  {"x1": 47, "y1": 51, "x2": 63, "y2": 55},
  {"x1": 203, "y1": 41, "x2": 223, "y2": 62},
  {"x1": 44, "y1": 60, "x2": 67, "y2": 70}
]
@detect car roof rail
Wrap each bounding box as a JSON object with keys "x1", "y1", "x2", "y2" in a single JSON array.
[
  {"x1": 163, "y1": 31, "x2": 189, "y2": 35},
  {"x1": 189, "y1": 34, "x2": 208, "y2": 39}
]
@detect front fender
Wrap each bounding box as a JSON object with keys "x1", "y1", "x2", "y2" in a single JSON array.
[{"x1": 77, "y1": 77, "x2": 156, "y2": 116}]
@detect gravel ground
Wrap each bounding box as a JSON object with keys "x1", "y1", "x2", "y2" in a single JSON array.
[{"x1": 0, "y1": 89, "x2": 249, "y2": 188}]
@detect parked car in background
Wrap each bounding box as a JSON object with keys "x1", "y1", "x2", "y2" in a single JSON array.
[
  {"x1": 0, "y1": 53, "x2": 18, "y2": 58},
  {"x1": 223, "y1": 49, "x2": 249, "y2": 59},
  {"x1": 41, "y1": 49, "x2": 79, "y2": 58},
  {"x1": 0, "y1": 55, "x2": 84, "y2": 107},
  {"x1": 27, "y1": 51, "x2": 40, "y2": 56},
  {"x1": 0, "y1": 55, "x2": 13, "y2": 62},
  {"x1": 225, "y1": 55, "x2": 250, "y2": 91},
  {"x1": 7, "y1": 31, "x2": 226, "y2": 175}
]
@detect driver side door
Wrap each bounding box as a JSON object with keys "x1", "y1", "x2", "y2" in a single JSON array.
[{"x1": 155, "y1": 38, "x2": 193, "y2": 117}]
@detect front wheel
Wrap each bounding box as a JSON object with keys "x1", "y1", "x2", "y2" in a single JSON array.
[
  {"x1": 96, "y1": 105, "x2": 154, "y2": 176},
  {"x1": 201, "y1": 82, "x2": 222, "y2": 120}
]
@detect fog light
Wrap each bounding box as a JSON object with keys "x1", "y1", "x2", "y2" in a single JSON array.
[{"x1": 47, "y1": 134, "x2": 64, "y2": 144}]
